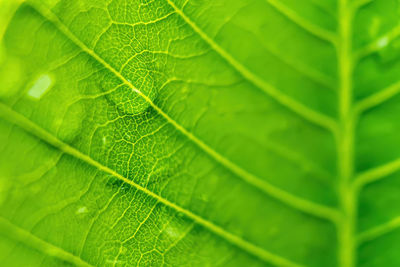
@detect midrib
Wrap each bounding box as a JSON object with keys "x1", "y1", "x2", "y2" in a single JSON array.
[
  {"x1": 337, "y1": 1, "x2": 357, "y2": 267},
  {"x1": 4, "y1": 1, "x2": 364, "y2": 266}
]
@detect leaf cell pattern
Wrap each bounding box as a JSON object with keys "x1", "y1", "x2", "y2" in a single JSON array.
[{"x1": 1, "y1": 0, "x2": 400, "y2": 266}]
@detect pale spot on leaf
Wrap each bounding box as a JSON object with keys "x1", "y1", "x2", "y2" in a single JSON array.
[
  {"x1": 376, "y1": 37, "x2": 389, "y2": 49},
  {"x1": 165, "y1": 225, "x2": 181, "y2": 239},
  {"x1": 27, "y1": 74, "x2": 53, "y2": 99},
  {"x1": 76, "y1": 206, "x2": 88, "y2": 214}
]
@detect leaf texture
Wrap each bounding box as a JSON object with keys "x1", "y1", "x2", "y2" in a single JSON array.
[{"x1": 1, "y1": 0, "x2": 400, "y2": 266}]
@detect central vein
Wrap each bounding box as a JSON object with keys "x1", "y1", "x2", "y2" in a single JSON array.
[{"x1": 337, "y1": 0, "x2": 356, "y2": 267}]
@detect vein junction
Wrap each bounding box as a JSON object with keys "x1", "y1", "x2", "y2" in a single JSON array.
[
  {"x1": 25, "y1": 0, "x2": 338, "y2": 223},
  {"x1": 0, "y1": 102, "x2": 302, "y2": 267},
  {"x1": 3, "y1": 0, "x2": 400, "y2": 266}
]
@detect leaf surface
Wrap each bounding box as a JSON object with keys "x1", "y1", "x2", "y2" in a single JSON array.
[{"x1": 0, "y1": 0, "x2": 400, "y2": 266}]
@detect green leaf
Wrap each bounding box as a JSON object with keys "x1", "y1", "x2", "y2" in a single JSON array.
[{"x1": 1, "y1": 0, "x2": 400, "y2": 266}]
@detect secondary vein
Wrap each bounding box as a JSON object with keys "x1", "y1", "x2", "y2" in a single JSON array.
[
  {"x1": 265, "y1": 0, "x2": 337, "y2": 44},
  {"x1": 357, "y1": 216, "x2": 400, "y2": 244},
  {"x1": 0, "y1": 217, "x2": 94, "y2": 267},
  {"x1": 26, "y1": 0, "x2": 339, "y2": 223},
  {"x1": 354, "y1": 158, "x2": 400, "y2": 189},
  {"x1": 354, "y1": 23, "x2": 400, "y2": 61},
  {"x1": 0, "y1": 103, "x2": 303, "y2": 267},
  {"x1": 165, "y1": 0, "x2": 338, "y2": 133},
  {"x1": 354, "y1": 80, "x2": 400, "y2": 113}
]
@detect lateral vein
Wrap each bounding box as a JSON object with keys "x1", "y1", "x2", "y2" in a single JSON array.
[
  {"x1": 354, "y1": 158, "x2": 400, "y2": 189},
  {"x1": 0, "y1": 217, "x2": 94, "y2": 267},
  {"x1": 26, "y1": 0, "x2": 339, "y2": 223},
  {"x1": 357, "y1": 217, "x2": 400, "y2": 245},
  {"x1": 355, "y1": 80, "x2": 400, "y2": 114},
  {"x1": 265, "y1": 0, "x2": 337, "y2": 44},
  {"x1": 354, "y1": 24, "x2": 400, "y2": 61},
  {"x1": 252, "y1": 27, "x2": 336, "y2": 90},
  {"x1": 0, "y1": 103, "x2": 303, "y2": 267},
  {"x1": 352, "y1": 0, "x2": 374, "y2": 10},
  {"x1": 166, "y1": 0, "x2": 338, "y2": 133}
]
